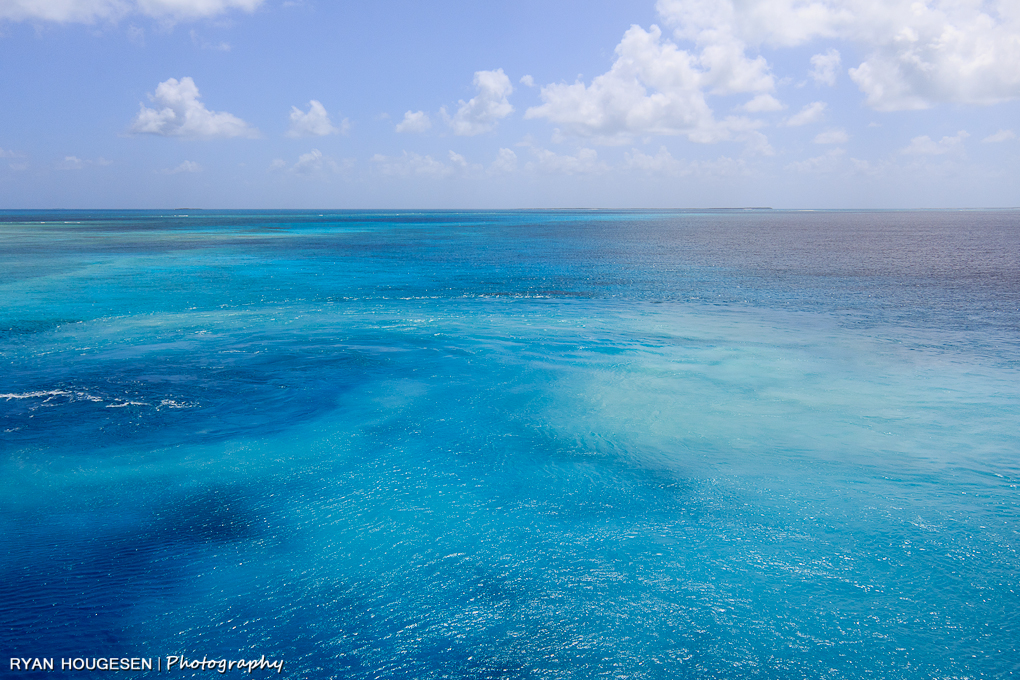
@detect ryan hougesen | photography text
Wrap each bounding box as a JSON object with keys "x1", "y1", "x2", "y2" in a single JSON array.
[{"x1": 8, "y1": 656, "x2": 284, "y2": 673}]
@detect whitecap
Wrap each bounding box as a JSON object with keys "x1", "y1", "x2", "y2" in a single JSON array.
[{"x1": 0, "y1": 390, "x2": 73, "y2": 400}]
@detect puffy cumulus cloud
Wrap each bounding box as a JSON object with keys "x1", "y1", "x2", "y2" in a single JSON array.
[
  {"x1": 784, "y1": 101, "x2": 827, "y2": 126},
  {"x1": 130, "y1": 77, "x2": 259, "y2": 139},
  {"x1": 653, "y1": 1, "x2": 774, "y2": 96},
  {"x1": 370, "y1": 151, "x2": 454, "y2": 178},
  {"x1": 983, "y1": 129, "x2": 1017, "y2": 143},
  {"x1": 901, "y1": 130, "x2": 969, "y2": 154},
  {"x1": 395, "y1": 110, "x2": 431, "y2": 133},
  {"x1": 655, "y1": 0, "x2": 1020, "y2": 111},
  {"x1": 524, "y1": 146, "x2": 609, "y2": 175},
  {"x1": 442, "y1": 69, "x2": 514, "y2": 136},
  {"x1": 0, "y1": 0, "x2": 263, "y2": 23},
  {"x1": 528, "y1": 0, "x2": 1020, "y2": 144},
  {"x1": 809, "y1": 49, "x2": 841, "y2": 86},
  {"x1": 287, "y1": 100, "x2": 347, "y2": 137},
  {"x1": 525, "y1": 25, "x2": 764, "y2": 144},
  {"x1": 814, "y1": 128, "x2": 849, "y2": 144},
  {"x1": 844, "y1": 5, "x2": 1020, "y2": 110}
]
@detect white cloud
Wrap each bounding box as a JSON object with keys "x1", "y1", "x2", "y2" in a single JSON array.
[
  {"x1": 814, "y1": 128, "x2": 849, "y2": 144},
  {"x1": 54, "y1": 155, "x2": 112, "y2": 169},
  {"x1": 160, "y1": 160, "x2": 202, "y2": 174},
  {"x1": 292, "y1": 149, "x2": 339, "y2": 174},
  {"x1": 490, "y1": 148, "x2": 517, "y2": 173},
  {"x1": 268, "y1": 149, "x2": 343, "y2": 175},
  {"x1": 3, "y1": 148, "x2": 27, "y2": 171},
  {"x1": 850, "y1": 157, "x2": 877, "y2": 174},
  {"x1": 740, "y1": 93, "x2": 784, "y2": 112},
  {"x1": 625, "y1": 148, "x2": 753, "y2": 177},
  {"x1": 525, "y1": 25, "x2": 764, "y2": 144},
  {"x1": 809, "y1": 49, "x2": 841, "y2": 86},
  {"x1": 449, "y1": 150, "x2": 486, "y2": 175},
  {"x1": 983, "y1": 129, "x2": 1017, "y2": 143},
  {"x1": 787, "y1": 148, "x2": 846, "y2": 173},
  {"x1": 130, "y1": 77, "x2": 259, "y2": 139},
  {"x1": 127, "y1": 24, "x2": 144, "y2": 45},
  {"x1": 524, "y1": 146, "x2": 608, "y2": 175},
  {"x1": 656, "y1": 0, "x2": 1020, "y2": 111},
  {"x1": 525, "y1": 0, "x2": 1020, "y2": 144},
  {"x1": 0, "y1": 0, "x2": 264, "y2": 23},
  {"x1": 743, "y1": 130, "x2": 774, "y2": 155},
  {"x1": 190, "y1": 29, "x2": 230, "y2": 51},
  {"x1": 395, "y1": 110, "x2": 431, "y2": 133},
  {"x1": 57, "y1": 156, "x2": 84, "y2": 170},
  {"x1": 371, "y1": 151, "x2": 453, "y2": 178},
  {"x1": 901, "y1": 130, "x2": 969, "y2": 155},
  {"x1": 784, "y1": 101, "x2": 827, "y2": 126},
  {"x1": 519, "y1": 75, "x2": 536, "y2": 87},
  {"x1": 442, "y1": 69, "x2": 514, "y2": 136},
  {"x1": 287, "y1": 100, "x2": 346, "y2": 137},
  {"x1": 625, "y1": 146, "x2": 684, "y2": 174}
]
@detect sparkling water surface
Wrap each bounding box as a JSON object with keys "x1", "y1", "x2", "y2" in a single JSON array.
[{"x1": 2, "y1": 210, "x2": 1018, "y2": 678}]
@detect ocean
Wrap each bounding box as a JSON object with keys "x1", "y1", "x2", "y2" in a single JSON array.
[{"x1": 1, "y1": 209, "x2": 1018, "y2": 678}]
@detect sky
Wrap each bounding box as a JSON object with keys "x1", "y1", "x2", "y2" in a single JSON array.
[{"x1": 1, "y1": 0, "x2": 1018, "y2": 208}]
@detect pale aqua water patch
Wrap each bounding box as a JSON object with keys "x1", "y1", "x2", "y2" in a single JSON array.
[{"x1": 1, "y1": 210, "x2": 1018, "y2": 678}]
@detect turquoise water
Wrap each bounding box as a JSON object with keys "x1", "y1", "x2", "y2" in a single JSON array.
[{"x1": 2, "y1": 210, "x2": 1018, "y2": 678}]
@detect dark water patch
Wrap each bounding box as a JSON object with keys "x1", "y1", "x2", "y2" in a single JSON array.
[
  {"x1": 0, "y1": 481, "x2": 276, "y2": 669},
  {"x1": 0, "y1": 524, "x2": 171, "y2": 660}
]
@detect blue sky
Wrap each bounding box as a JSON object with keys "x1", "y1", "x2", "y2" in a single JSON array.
[{"x1": 1, "y1": 0, "x2": 1018, "y2": 208}]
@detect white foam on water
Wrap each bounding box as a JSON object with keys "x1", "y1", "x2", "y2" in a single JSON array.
[
  {"x1": 0, "y1": 390, "x2": 73, "y2": 400},
  {"x1": 0, "y1": 389, "x2": 104, "y2": 402}
]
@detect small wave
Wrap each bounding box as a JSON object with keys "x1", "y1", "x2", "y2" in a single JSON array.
[
  {"x1": 0, "y1": 389, "x2": 102, "y2": 402},
  {"x1": 1, "y1": 390, "x2": 73, "y2": 400},
  {"x1": 159, "y1": 399, "x2": 197, "y2": 409},
  {"x1": 105, "y1": 401, "x2": 150, "y2": 408}
]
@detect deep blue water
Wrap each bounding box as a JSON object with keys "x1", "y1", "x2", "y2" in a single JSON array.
[{"x1": 1, "y1": 209, "x2": 1018, "y2": 678}]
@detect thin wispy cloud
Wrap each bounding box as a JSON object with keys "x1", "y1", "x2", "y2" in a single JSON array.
[{"x1": 0, "y1": 0, "x2": 265, "y2": 24}]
